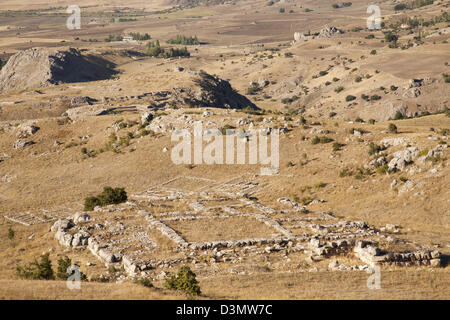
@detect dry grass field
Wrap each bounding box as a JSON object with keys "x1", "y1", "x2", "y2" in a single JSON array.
[{"x1": 0, "y1": 0, "x2": 449, "y2": 300}]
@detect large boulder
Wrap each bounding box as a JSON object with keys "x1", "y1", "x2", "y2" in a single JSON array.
[
  {"x1": 50, "y1": 218, "x2": 74, "y2": 232},
  {"x1": 388, "y1": 147, "x2": 419, "y2": 172},
  {"x1": 0, "y1": 48, "x2": 117, "y2": 93}
]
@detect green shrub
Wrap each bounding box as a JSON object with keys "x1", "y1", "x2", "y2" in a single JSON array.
[
  {"x1": 84, "y1": 196, "x2": 102, "y2": 211},
  {"x1": 16, "y1": 253, "x2": 55, "y2": 280},
  {"x1": 8, "y1": 227, "x2": 14, "y2": 240},
  {"x1": 335, "y1": 86, "x2": 344, "y2": 93},
  {"x1": 311, "y1": 136, "x2": 334, "y2": 144},
  {"x1": 394, "y1": 3, "x2": 407, "y2": 11},
  {"x1": 281, "y1": 95, "x2": 299, "y2": 104},
  {"x1": 443, "y1": 74, "x2": 450, "y2": 83},
  {"x1": 332, "y1": 142, "x2": 344, "y2": 151},
  {"x1": 388, "y1": 123, "x2": 398, "y2": 133},
  {"x1": 384, "y1": 32, "x2": 398, "y2": 44},
  {"x1": 164, "y1": 266, "x2": 201, "y2": 296},
  {"x1": 84, "y1": 186, "x2": 127, "y2": 211},
  {"x1": 370, "y1": 94, "x2": 381, "y2": 101},
  {"x1": 355, "y1": 76, "x2": 362, "y2": 83},
  {"x1": 376, "y1": 164, "x2": 388, "y2": 174},
  {"x1": 346, "y1": 95, "x2": 356, "y2": 102}
]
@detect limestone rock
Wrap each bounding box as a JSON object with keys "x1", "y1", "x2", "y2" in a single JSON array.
[
  {"x1": 13, "y1": 139, "x2": 33, "y2": 149},
  {"x1": 0, "y1": 48, "x2": 117, "y2": 93}
]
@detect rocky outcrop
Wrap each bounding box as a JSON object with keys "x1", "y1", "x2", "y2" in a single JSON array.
[
  {"x1": 388, "y1": 147, "x2": 419, "y2": 172},
  {"x1": 190, "y1": 71, "x2": 258, "y2": 109},
  {"x1": 13, "y1": 139, "x2": 34, "y2": 149},
  {"x1": 318, "y1": 26, "x2": 343, "y2": 38},
  {"x1": 0, "y1": 48, "x2": 116, "y2": 92}
]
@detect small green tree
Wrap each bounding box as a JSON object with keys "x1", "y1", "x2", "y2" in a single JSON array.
[
  {"x1": 56, "y1": 256, "x2": 72, "y2": 280},
  {"x1": 388, "y1": 123, "x2": 398, "y2": 133},
  {"x1": 84, "y1": 186, "x2": 128, "y2": 211},
  {"x1": 8, "y1": 227, "x2": 14, "y2": 240},
  {"x1": 164, "y1": 266, "x2": 201, "y2": 296},
  {"x1": 16, "y1": 253, "x2": 55, "y2": 280}
]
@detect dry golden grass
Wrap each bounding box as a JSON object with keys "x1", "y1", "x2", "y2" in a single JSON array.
[
  {"x1": 165, "y1": 216, "x2": 277, "y2": 242},
  {"x1": 201, "y1": 270, "x2": 450, "y2": 300},
  {"x1": 1, "y1": 269, "x2": 448, "y2": 300},
  {"x1": 0, "y1": 279, "x2": 182, "y2": 300}
]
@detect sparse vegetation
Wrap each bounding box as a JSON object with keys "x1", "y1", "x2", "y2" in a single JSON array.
[
  {"x1": 8, "y1": 227, "x2": 14, "y2": 240},
  {"x1": 368, "y1": 142, "x2": 387, "y2": 155},
  {"x1": 335, "y1": 86, "x2": 344, "y2": 93},
  {"x1": 332, "y1": 142, "x2": 345, "y2": 151},
  {"x1": 443, "y1": 74, "x2": 450, "y2": 83},
  {"x1": 105, "y1": 34, "x2": 123, "y2": 42},
  {"x1": 311, "y1": 136, "x2": 334, "y2": 144},
  {"x1": 16, "y1": 253, "x2": 55, "y2": 280},
  {"x1": 339, "y1": 168, "x2": 352, "y2": 177},
  {"x1": 134, "y1": 277, "x2": 154, "y2": 288}
]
